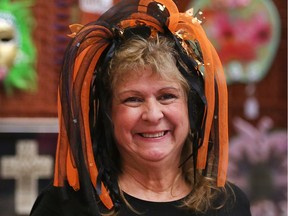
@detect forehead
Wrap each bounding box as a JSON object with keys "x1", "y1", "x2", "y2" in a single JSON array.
[
  {"x1": 111, "y1": 67, "x2": 189, "y2": 100},
  {"x1": 113, "y1": 66, "x2": 182, "y2": 88},
  {"x1": 0, "y1": 20, "x2": 15, "y2": 32}
]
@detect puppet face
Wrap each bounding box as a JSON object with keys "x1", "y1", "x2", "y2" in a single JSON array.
[{"x1": 0, "y1": 17, "x2": 18, "y2": 80}]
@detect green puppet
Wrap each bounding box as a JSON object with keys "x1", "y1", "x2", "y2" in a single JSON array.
[{"x1": 0, "y1": 0, "x2": 36, "y2": 94}]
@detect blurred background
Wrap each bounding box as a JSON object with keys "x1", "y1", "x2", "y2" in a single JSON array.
[{"x1": 0, "y1": 0, "x2": 286, "y2": 215}]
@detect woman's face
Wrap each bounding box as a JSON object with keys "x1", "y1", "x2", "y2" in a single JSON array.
[{"x1": 111, "y1": 68, "x2": 189, "y2": 166}]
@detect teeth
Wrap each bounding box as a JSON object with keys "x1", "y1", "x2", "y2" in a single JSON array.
[{"x1": 141, "y1": 132, "x2": 165, "y2": 138}]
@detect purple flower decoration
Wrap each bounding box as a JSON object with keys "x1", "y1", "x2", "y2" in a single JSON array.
[{"x1": 228, "y1": 117, "x2": 287, "y2": 216}]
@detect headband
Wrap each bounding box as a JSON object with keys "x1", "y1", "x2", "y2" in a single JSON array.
[{"x1": 53, "y1": 0, "x2": 228, "y2": 211}]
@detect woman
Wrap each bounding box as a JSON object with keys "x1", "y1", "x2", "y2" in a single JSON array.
[{"x1": 30, "y1": 0, "x2": 251, "y2": 215}]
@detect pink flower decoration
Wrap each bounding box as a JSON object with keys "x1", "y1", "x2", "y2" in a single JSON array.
[{"x1": 205, "y1": 10, "x2": 272, "y2": 64}]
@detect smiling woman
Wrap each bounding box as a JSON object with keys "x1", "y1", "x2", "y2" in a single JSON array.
[
  {"x1": 30, "y1": 0, "x2": 251, "y2": 216},
  {"x1": 110, "y1": 38, "x2": 190, "y2": 170}
]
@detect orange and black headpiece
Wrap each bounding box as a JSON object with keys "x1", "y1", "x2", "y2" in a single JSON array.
[{"x1": 53, "y1": 0, "x2": 229, "y2": 212}]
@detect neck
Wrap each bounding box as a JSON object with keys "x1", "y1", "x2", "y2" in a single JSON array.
[{"x1": 119, "y1": 160, "x2": 191, "y2": 202}]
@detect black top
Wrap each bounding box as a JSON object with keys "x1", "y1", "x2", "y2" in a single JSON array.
[{"x1": 30, "y1": 183, "x2": 251, "y2": 216}]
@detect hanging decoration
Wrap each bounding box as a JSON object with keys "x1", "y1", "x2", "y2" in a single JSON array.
[
  {"x1": 190, "y1": 0, "x2": 281, "y2": 119},
  {"x1": 0, "y1": 0, "x2": 36, "y2": 94},
  {"x1": 78, "y1": 0, "x2": 115, "y2": 26},
  {"x1": 79, "y1": 0, "x2": 113, "y2": 14}
]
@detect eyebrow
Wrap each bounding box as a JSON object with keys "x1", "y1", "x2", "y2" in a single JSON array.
[
  {"x1": 0, "y1": 29, "x2": 14, "y2": 34},
  {"x1": 115, "y1": 86, "x2": 182, "y2": 96}
]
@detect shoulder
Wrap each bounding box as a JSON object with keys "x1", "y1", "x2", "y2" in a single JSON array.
[
  {"x1": 228, "y1": 183, "x2": 251, "y2": 211},
  {"x1": 29, "y1": 183, "x2": 62, "y2": 216},
  {"x1": 29, "y1": 183, "x2": 93, "y2": 216},
  {"x1": 213, "y1": 182, "x2": 252, "y2": 216}
]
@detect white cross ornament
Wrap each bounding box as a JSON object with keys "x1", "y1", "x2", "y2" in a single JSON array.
[{"x1": 1, "y1": 140, "x2": 53, "y2": 214}]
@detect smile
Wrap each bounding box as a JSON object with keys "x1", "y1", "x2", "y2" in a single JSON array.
[{"x1": 140, "y1": 131, "x2": 167, "y2": 138}]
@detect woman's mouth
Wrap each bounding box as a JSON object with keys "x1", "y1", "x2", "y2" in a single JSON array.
[{"x1": 139, "y1": 131, "x2": 168, "y2": 138}]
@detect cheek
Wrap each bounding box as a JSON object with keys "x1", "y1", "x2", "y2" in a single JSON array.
[
  {"x1": 111, "y1": 105, "x2": 139, "y2": 142},
  {"x1": 170, "y1": 102, "x2": 189, "y2": 124},
  {"x1": 169, "y1": 103, "x2": 190, "y2": 138},
  {"x1": 0, "y1": 44, "x2": 17, "y2": 67}
]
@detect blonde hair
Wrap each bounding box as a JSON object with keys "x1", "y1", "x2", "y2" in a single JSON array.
[{"x1": 108, "y1": 35, "x2": 189, "y2": 93}]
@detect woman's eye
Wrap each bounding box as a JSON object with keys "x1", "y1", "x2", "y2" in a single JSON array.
[
  {"x1": 158, "y1": 94, "x2": 177, "y2": 103},
  {"x1": 123, "y1": 97, "x2": 143, "y2": 106}
]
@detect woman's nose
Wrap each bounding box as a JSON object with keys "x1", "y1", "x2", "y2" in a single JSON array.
[{"x1": 141, "y1": 99, "x2": 164, "y2": 123}]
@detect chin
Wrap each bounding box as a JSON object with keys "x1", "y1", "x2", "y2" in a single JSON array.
[{"x1": 141, "y1": 150, "x2": 170, "y2": 162}]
